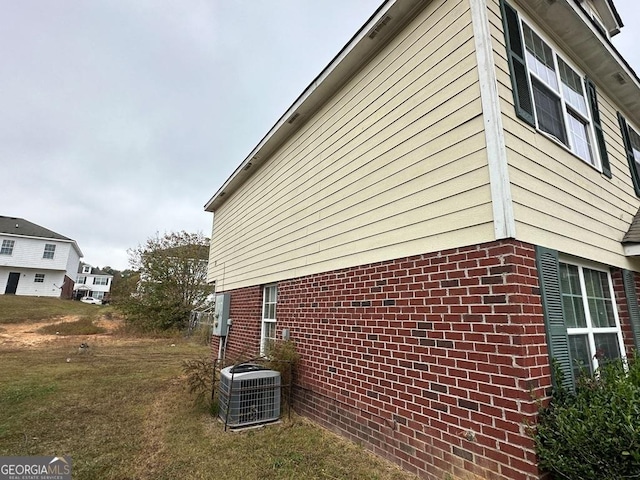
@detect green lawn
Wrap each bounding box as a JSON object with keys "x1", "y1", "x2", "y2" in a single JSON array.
[
  {"x1": 0, "y1": 297, "x2": 418, "y2": 480},
  {"x1": 0, "y1": 295, "x2": 106, "y2": 324}
]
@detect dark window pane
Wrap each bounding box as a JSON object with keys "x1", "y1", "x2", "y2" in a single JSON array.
[
  {"x1": 532, "y1": 79, "x2": 567, "y2": 144},
  {"x1": 523, "y1": 24, "x2": 558, "y2": 90},
  {"x1": 569, "y1": 334, "x2": 593, "y2": 379},
  {"x1": 558, "y1": 58, "x2": 582, "y2": 94},
  {"x1": 560, "y1": 263, "x2": 586, "y2": 327},
  {"x1": 593, "y1": 333, "x2": 621, "y2": 363},
  {"x1": 583, "y1": 268, "x2": 615, "y2": 328}
]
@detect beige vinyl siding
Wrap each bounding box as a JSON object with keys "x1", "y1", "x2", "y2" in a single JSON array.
[
  {"x1": 209, "y1": 0, "x2": 493, "y2": 290},
  {"x1": 489, "y1": 0, "x2": 640, "y2": 270}
]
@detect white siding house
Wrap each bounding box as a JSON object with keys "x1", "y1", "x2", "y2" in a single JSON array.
[
  {"x1": 0, "y1": 216, "x2": 82, "y2": 298},
  {"x1": 74, "y1": 263, "x2": 113, "y2": 301}
]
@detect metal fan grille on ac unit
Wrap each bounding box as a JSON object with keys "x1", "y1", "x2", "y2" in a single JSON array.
[{"x1": 219, "y1": 364, "x2": 281, "y2": 428}]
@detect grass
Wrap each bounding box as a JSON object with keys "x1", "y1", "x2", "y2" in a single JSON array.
[
  {"x1": 0, "y1": 297, "x2": 419, "y2": 480},
  {"x1": 36, "y1": 317, "x2": 107, "y2": 336},
  {"x1": 0, "y1": 295, "x2": 107, "y2": 324},
  {"x1": 0, "y1": 340, "x2": 417, "y2": 480}
]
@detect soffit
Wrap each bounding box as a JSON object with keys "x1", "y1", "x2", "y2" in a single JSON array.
[
  {"x1": 516, "y1": 0, "x2": 639, "y2": 126},
  {"x1": 204, "y1": 0, "x2": 427, "y2": 213}
]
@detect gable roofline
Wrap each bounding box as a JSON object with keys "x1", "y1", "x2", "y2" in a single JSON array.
[
  {"x1": 581, "y1": 0, "x2": 624, "y2": 36},
  {"x1": 605, "y1": 0, "x2": 624, "y2": 29},
  {"x1": 0, "y1": 215, "x2": 83, "y2": 258},
  {"x1": 78, "y1": 262, "x2": 113, "y2": 277},
  {"x1": 204, "y1": 0, "x2": 426, "y2": 213}
]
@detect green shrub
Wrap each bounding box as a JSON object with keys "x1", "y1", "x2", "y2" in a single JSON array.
[
  {"x1": 117, "y1": 296, "x2": 191, "y2": 332},
  {"x1": 533, "y1": 356, "x2": 640, "y2": 479}
]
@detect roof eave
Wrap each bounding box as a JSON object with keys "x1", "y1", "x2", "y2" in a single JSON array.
[
  {"x1": 603, "y1": 0, "x2": 623, "y2": 33},
  {"x1": 204, "y1": 0, "x2": 426, "y2": 213},
  {"x1": 521, "y1": 0, "x2": 640, "y2": 124},
  {"x1": 623, "y1": 243, "x2": 640, "y2": 257},
  {"x1": 72, "y1": 241, "x2": 83, "y2": 259}
]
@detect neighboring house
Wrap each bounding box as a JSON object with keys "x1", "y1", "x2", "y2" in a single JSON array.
[
  {"x1": 205, "y1": 1, "x2": 640, "y2": 479},
  {"x1": 74, "y1": 263, "x2": 113, "y2": 301},
  {"x1": 0, "y1": 216, "x2": 82, "y2": 298}
]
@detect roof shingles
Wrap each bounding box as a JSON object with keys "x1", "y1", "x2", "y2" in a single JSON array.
[{"x1": 0, "y1": 216, "x2": 72, "y2": 241}]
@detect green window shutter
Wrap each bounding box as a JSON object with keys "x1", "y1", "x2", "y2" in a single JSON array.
[
  {"x1": 500, "y1": 0, "x2": 535, "y2": 127},
  {"x1": 585, "y1": 78, "x2": 611, "y2": 178},
  {"x1": 622, "y1": 269, "x2": 640, "y2": 352},
  {"x1": 535, "y1": 246, "x2": 575, "y2": 390},
  {"x1": 618, "y1": 112, "x2": 640, "y2": 196}
]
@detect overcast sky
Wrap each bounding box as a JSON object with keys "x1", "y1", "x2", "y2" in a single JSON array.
[{"x1": 1, "y1": 1, "x2": 639, "y2": 271}]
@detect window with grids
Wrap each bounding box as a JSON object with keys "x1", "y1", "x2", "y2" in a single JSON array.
[
  {"x1": 34, "y1": 274, "x2": 45, "y2": 283},
  {"x1": 559, "y1": 261, "x2": 625, "y2": 380},
  {"x1": 76, "y1": 276, "x2": 86, "y2": 285},
  {"x1": 617, "y1": 113, "x2": 640, "y2": 197},
  {"x1": 43, "y1": 244, "x2": 56, "y2": 259},
  {"x1": 501, "y1": 0, "x2": 610, "y2": 176},
  {"x1": 1, "y1": 240, "x2": 15, "y2": 255},
  {"x1": 93, "y1": 277, "x2": 109, "y2": 286},
  {"x1": 522, "y1": 24, "x2": 597, "y2": 166},
  {"x1": 260, "y1": 285, "x2": 278, "y2": 356}
]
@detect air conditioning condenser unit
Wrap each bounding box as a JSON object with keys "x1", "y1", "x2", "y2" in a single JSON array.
[{"x1": 218, "y1": 364, "x2": 281, "y2": 428}]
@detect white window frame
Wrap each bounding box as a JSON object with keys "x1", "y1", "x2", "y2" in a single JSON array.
[
  {"x1": 559, "y1": 258, "x2": 625, "y2": 377},
  {"x1": 260, "y1": 284, "x2": 278, "y2": 356},
  {"x1": 43, "y1": 243, "x2": 56, "y2": 259},
  {"x1": 629, "y1": 124, "x2": 640, "y2": 175},
  {"x1": 93, "y1": 277, "x2": 109, "y2": 286},
  {"x1": 34, "y1": 273, "x2": 45, "y2": 283},
  {"x1": 82, "y1": 265, "x2": 91, "y2": 274},
  {"x1": 1, "y1": 239, "x2": 15, "y2": 255},
  {"x1": 76, "y1": 276, "x2": 86, "y2": 285},
  {"x1": 519, "y1": 17, "x2": 600, "y2": 169}
]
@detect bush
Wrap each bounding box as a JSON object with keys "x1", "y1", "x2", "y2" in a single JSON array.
[
  {"x1": 182, "y1": 356, "x2": 214, "y2": 409},
  {"x1": 265, "y1": 339, "x2": 300, "y2": 387},
  {"x1": 117, "y1": 296, "x2": 192, "y2": 332},
  {"x1": 533, "y1": 356, "x2": 640, "y2": 479},
  {"x1": 190, "y1": 322, "x2": 213, "y2": 346}
]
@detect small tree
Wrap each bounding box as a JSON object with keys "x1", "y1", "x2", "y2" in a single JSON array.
[
  {"x1": 104, "y1": 267, "x2": 138, "y2": 303},
  {"x1": 117, "y1": 231, "x2": 214, "y2": 331}
]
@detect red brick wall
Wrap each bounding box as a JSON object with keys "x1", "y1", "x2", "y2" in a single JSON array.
[
  {"x1": 60, "y1": 275, "x2": 74, "y2": 299},
  {"x1": 216, "y1": 240, "x2": 555, "y2": 479},
  {"x1": 611, "y1": 268, "x2": 639, "y2": 355},
  {"x1": 214, "y1": 241, "x2": 640, "y2": 478},
  {"x1": 211, "y1": 285, "x2": 262, "y2": 362}
]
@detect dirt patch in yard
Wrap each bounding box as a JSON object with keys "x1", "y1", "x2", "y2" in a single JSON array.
[{"x1": 0, "y1": 315, "x2": 122, "y2": 348}]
